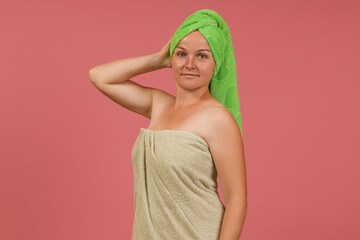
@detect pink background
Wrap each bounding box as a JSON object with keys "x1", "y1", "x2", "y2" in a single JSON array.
[{"x1": 1, "y1": 0, "x2": 359, "y2": 239}]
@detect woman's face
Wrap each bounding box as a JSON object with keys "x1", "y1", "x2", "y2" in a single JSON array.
[{"x1": 172, "y1": 30, "x2": 215, "y2": 91}]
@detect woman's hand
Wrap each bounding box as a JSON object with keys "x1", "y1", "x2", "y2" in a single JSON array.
[{"x1": 156, "y1": 39, "x2": 172, "y2": 68}]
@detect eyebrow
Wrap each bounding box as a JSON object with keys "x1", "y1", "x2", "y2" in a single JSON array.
[{"x1": 176, "y1": 46, "x2": 212, "y2": 53}]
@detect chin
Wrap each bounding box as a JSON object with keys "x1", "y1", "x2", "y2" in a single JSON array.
[{"x1": 178, "y1": 81, "x2": 207, "y2": 90}]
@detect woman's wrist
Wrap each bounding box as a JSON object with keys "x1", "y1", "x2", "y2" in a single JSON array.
[{"x1": 153, "y1": 52, "x2": 171, "y2": 69}]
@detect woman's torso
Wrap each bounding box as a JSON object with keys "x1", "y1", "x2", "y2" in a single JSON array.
[{"x1": 131, "y1": 91, "x2": 227, "y2": 239}]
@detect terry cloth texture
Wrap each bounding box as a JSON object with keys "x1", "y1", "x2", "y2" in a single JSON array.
[
  {"x1": 170, "y1": 9, "x2": 243, "y2": 136},
  {"x1": 131, "y1": 128, "x2": 225, "y2": 240}
]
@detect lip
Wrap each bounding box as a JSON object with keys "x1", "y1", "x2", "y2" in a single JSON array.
[{"x1": 182, "y1": 74, "x2": 199, "y2": 77}]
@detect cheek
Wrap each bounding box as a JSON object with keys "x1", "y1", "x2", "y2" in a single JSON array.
[
  {"x1": 203, "y1": 63, "x2": 215, "y2": 76},
  {"x1": 172, "y1": 59, "x2": 182, "y2": 71},
  {"x1": 171, "y1": 61, "x2": 181, "y2": 76}
]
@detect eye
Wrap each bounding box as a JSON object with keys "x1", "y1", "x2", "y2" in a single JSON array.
[
  {"x1": 199, "y1": 54, "x2": 207, "y2": 59},
  {"x1": 177, "y1": 52, "x2": 186, "y2": 57}
]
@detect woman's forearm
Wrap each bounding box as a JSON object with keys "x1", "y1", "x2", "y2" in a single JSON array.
[
  {"x1": 88, "y1": 53, "x2": 165, "y2": 85},
  {"x1": 219, "y1": 202, "x2": 248, "y2": 240}
]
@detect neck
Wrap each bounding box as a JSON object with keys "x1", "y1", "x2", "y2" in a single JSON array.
[{"x1": 174, "y1": 85, "x2": 211, "y2": 110}]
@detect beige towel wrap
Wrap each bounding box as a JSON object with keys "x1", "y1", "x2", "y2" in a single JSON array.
[{"x1": 131, "y1": 128, "x2": 225, "y2": 240}]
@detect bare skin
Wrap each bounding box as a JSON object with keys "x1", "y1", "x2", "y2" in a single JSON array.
[{"x1": 89, "y1": 30, "x2": 247, "y2": 240}]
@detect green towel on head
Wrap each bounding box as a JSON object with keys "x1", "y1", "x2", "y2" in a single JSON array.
[{"x1": 169, "y1": 9, "x2": 243, "y2": 136}]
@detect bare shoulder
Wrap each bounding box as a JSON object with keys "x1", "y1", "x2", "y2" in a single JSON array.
[{"x1": 204, "y1": 104, "x2": 243, "y2": 149}]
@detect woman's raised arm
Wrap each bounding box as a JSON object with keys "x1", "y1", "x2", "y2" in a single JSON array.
[{"x1": 88, "y1": 40, "x2": 171, "y2": 119}]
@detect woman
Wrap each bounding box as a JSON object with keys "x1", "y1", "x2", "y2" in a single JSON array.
[{"x1": 89, "y1": 9, "x2": 247, "y2": 240}]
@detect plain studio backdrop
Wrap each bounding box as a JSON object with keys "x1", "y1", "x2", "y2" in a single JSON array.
[{"x1": 0, "y1": 0, "x2": 359, "y2": 239}]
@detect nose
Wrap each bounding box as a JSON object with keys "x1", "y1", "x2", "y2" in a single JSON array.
[{"x1": 185, "y1": 55, "x2": 196, "y2": 69}]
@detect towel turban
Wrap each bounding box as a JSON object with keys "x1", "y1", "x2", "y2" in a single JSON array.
[{"x1": 169, "y1": 9, "x2": 243, "y2": 136}]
